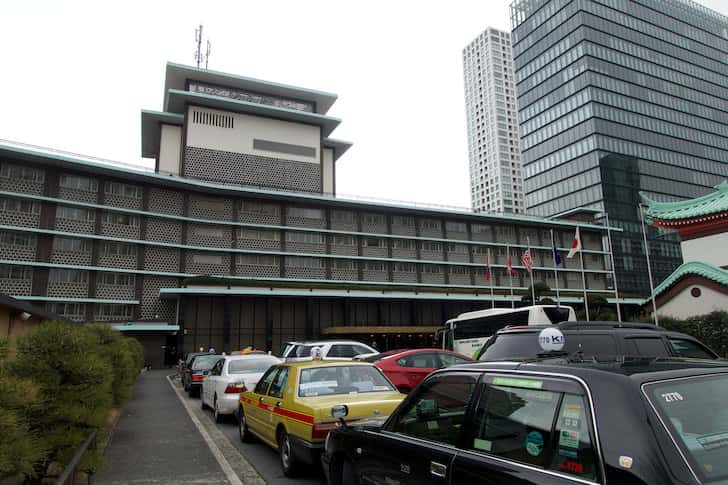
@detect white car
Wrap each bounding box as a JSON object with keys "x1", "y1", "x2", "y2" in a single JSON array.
[
  {"x1": 280, "y1": 340, "x2": 377, "y2": 362},
  {"x1": 200, "y1": 353, "x2": 281, "y2": 421}
]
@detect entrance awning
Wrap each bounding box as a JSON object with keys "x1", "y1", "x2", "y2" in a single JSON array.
[{"x1": 321, "y1": 326, "x2": 441, "y2": 335}]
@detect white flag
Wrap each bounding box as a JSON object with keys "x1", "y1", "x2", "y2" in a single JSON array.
[{"x1": 567, "y1": 227, "x2": 582, "y2": 259}]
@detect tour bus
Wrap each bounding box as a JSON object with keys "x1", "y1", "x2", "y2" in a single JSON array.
[{"x1": 439, "y1": 305, "x2": 576, "y2": 358}]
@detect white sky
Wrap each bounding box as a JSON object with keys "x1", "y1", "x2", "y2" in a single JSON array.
[{"x1": 1, "y1": 0, "x2": 727, "y2": 210}]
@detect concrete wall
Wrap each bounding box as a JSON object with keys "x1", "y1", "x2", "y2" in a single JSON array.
[
  {"x1": 660, "y1": 284, "x2": 728, "y2": 319},
  {"x1": 682, "y1": 233, "x2": 728, "y2": 267},
  {"x1": 158, "y1": 124, "x2": 182, "y2": 176},
  {"x1": 323, "y1": 147, "x2": 334, "y2": 195},
  {"x1": 186, "y1": 108, "x2": 320, "y2": 164}
]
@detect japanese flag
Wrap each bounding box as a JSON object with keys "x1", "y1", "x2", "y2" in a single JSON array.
[{"x1": 567, "y1": 227, "x2": 581, "y2": 259}]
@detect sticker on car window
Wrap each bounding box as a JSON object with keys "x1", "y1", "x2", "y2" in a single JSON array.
[
  {"x1": 299, "y1": 380, "x2": 338, "y2": 390},
  {"x1": 474, "y1": 438, "x2": 492, "y2": 451},
  {"x1": 559, "y1": 429, "x2": 580, "y2": 448},
  {"x1": 525, "y1": 431, "x2": 544, "y2": 456},
  {"x1": 562, "y1": 404, "x2": 582, "y2": 420},
  {"x1": 697, "y1": 432, "x2": 728, "y2": 450},
  {"x1": 661, "y1": 392, "x2": 684, "y2": 403},
  {"x1": 492, "y1": 377, "x2": 543, "y2": 390},
  {"x1": 559, "y1": 447, "x2": 578, "y2": 459}
]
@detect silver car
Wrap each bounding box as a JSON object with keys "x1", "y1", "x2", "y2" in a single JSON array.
[{"x1": 200, "y1": 353, "x2": 281, "y2": 422}]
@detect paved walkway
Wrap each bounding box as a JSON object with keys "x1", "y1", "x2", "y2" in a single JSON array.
[{"x1": 96, "y1": 370, "x2": 232, "y2": 484}]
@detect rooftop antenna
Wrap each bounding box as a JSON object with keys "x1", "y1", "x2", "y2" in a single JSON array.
[{"x1": 194, "y1": 25, "x2": 211, "y2": 69}]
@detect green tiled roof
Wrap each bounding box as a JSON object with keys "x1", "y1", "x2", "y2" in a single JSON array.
[
  {"x1": 653, "y1": 261, "x2": 728, "y2": 298},
  {"x1": 640, "y1": 181, "x2": 728, "y2": 222}
]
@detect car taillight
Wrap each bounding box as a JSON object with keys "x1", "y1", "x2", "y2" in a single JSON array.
[
  {"x1": 225, "y1": 383, "x2": 247, "y2": 394},
  {"x1": 312, "y1": 421, "x2": 339, "y2": 440},
  {"x1": 191, "y1": 374, "x2": 205, "y2": 382}
]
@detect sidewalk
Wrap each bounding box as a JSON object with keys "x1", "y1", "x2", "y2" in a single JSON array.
[{"x1": 95, "y1": 370, "x2": 232, "y2": 484}]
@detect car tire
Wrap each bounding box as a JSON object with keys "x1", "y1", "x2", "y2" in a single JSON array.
[
  {"x1": 213, "y1": 396, "x2": 223, "y2": 423},
  {"x1": 342, "y1": 459, "x2": 360, "y2": 485},
  {"x1": 278, "y1": 429, "x2": 299, "y2": 477},
  {"x1": 238, "y1": 408, "x2": 254, "y2": 443}
]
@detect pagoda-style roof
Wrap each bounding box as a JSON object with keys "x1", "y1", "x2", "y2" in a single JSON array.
[
  {"x1": 640, "y1": 181, "x2": 728, "y2": 226},
  {"x1": 653, "y1": 261, "x2": 728, "y2": 299}
]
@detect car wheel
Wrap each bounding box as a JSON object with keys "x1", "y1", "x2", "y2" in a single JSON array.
[
  {"x1": 238, "y1": 408, "x2": 254, "y2": 443},
  {"x1": 213, "y1": 396, "x2": 223, "y2": 423},
  {"x1": 278, "y1": 429, "x2": 299, "y2": 477},
  {"x1": 342, "y1": 459, "x2": 360, "y2": 485}
]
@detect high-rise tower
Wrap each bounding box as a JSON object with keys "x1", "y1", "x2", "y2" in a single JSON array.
[{"x1": 463, "y1": 27, "x2": 525, "y2": 214}]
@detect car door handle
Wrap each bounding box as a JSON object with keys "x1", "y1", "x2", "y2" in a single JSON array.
[
  {"x1": 430, "y1": 461, "x2": 447, "y2": 478},
  {"x1": 276, "y1": 401, "x2": 282, "y2": 408}
]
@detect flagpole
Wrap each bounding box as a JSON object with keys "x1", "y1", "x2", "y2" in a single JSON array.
[
  {"x1": 550, "y1": 229, "x2": 561, "y2": 306},
  {"x1": 527, "y1": 237, "x2": 536, "y2": 304},
  {"x1": 577, "y1": 226, "x2": 590, "y2": 322},
  {"x1": 507, "y1": 244, "x2": 514, "y2": 309},
  {"x1": 488, "y1": 248, "x2": 495, "y2": 309},
  {"x1": 640, "y1": 204, "x2": 659, "y2": 326},
  {"x1": 604, "y1": 213, "x2": 622, "y2": 322}
]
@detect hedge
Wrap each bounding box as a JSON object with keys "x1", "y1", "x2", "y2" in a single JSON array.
[
  {"x1": 654, "y1": 311, "x2": 728, "y2": 358},
  {"x1": 0, "y1": 322, "x2": 144, "y2": 480}
]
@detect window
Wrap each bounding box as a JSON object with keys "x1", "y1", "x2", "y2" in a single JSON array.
[
  {"x1": 298, "y1": 365, "x2": 394, "y2": 397},
  {"x1": 46, "y1": 302, "x2": 85, "y2": 320},
  {"x1": 100, "y1": 242, "x2": 136, "y2": 257},
  {"x1": 95, "y1": 304, "x2": 133, "y2": 320},
  {"x1": 422, "y1": 242, "x2": 443, "y2": 252},
  {"x1": 53, "y1": 237, "x2": 90, "y2": 253},
  {"x1": 0, "y1": 265, "x2": 30, "y2": 279},
  {"x1": 624, "y1": 337, "x2": 669, "y2": 357},
  {"x1": 333, "y1": 235, "x2": 355, "y2": 246},
  {"x1": 193, "y1": 226, "x2": 224, "y2": 238},
  {"x1": 56, "y1": 206, "x2": 94, "y2": 221},
  {"x1": 49, "y1": 269, "x2": 88, "y2": 284},
  {"x1": 393, "y1": 216, "x2": 415, "y2": 227},
  {"x1": 0, "y1": 231, "x2": 35, "y2": 247},
  {"x1": 288, "y1": 207, "x2": 322, "y2": 219},
  {"x1": 393, "y1": 239, "x2": 415, "y2": 250},
  {"x1": 392, "y1": 374, "x2": 477, "y2": 445},
  {"x1": 237, "y1": 228, "x2": 279, "y2": 240},
  {"x1": 668, "y1": 338, "x2": 716, "y2": 359},
  {"x1": 446, "y1": 221, "x2": 467, "y2": 233},
  {"x1": 438, "y1": 353, "x2": 472, "y2": 367},
  {"x1": 420, "y1": 219, "x2": 441, "y2": 230},
  {"x1": 236, "y1": 254, "x2": 278, "y2": 266},
  {"x1": 394, "y1": 263, "x2": 416, "y2": 273},
  {"x1": 240, "y1": 201, "x2": 279, "y2": 216},
  {"x1": 365, "y1": 262, "x2": 386, "y2": 272},
  {"x1": 331, "y1": 210, "x2": 354, "y2": 223},
  {"x1": 192, "y1": 254, "x2": 223, "y2": 265},
  {"x1": 60, "y1": 174, "x2": 97, "y2": 192},
  {"x1": 254, "y1": 367, "x2": 278, "y2": 394},
  {"x1": 468, "y1": 376, "x2": 598, "y2": 481},
  {"x1": 105, "y1": 181, "x2": 142, "y2": 199},
  {"x1": 285, "y1": 256, "x2": 324, "y2": 269},
  {"x1": 102, "y1": 212, "x2": 139, "y2": 226},
  {"x1": 268, "y1": 367, "x2": 289, "y2": 399},
  {"x1": 228, "y1": 356, "x2": 280, "y2": 374},
  {"x1": 0, "y1": 164, "x2": 44, "y2": 183},
  {"x1": 327, "y1": 344, "x2": 372, "y2": 358},
  {"x1": 286, "y1": 232, "x2": 324, "y2": 244},
  {"x1": 397, "y1": 352, "x2": 440, "y2": 368},
  {"x1": 333, "y1": 260, "x2": 355, "y2": 270},
  {"x1": 98, "y1": 272, "x2": 135, "y2": 286},
  {"x1": 363, "y1": 237, "x2": 386, "y2": 249},
  {"x1": 363, "y1": 214, "x2": 386, "y2": 225},
  {"x1": 0, "y1": 198, "x2": 40, "y2": 214}
]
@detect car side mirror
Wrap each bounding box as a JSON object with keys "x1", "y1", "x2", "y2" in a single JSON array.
[{"x1": 416, "y1": 399, "x2": 438, "y2": 420}]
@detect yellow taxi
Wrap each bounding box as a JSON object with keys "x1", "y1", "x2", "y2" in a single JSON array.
[{"x1": 237, "y1": 358, "x2": 404, "y2": 476}]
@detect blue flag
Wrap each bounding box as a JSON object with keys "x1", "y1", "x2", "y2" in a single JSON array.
[{"x1": 552, "y1": 244, "x2": 563, "y2": 267}]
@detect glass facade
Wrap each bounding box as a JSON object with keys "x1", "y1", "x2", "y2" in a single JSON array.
[{"x1": 511, "y1": 0, "x2": 728, "y2": 296}]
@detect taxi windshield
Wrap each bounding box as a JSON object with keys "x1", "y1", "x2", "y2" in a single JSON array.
[
  {"x1": 645, "y1": 374, "x2": 728, "y2": 483},
  {"x1": 298, "y1": 365, "x2": 394, "y2": 397}
]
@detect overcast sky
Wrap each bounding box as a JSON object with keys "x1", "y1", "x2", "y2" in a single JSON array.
[{"x1": 2, "y1": 0, "x2": 727, "y2": 210}]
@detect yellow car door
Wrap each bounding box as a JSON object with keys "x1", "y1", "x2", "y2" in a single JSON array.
[
  {"x1": 245, "y1": 366, "x2": 278, "y2": 438},
  {"x1": 262, "y1": 366, "x2": 290, "y2": 444}
]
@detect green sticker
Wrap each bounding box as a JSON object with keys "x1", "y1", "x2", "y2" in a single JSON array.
[
  {"x1": 473, "y1": 438, "x2": 492, "y2": 451},
  {"x1": 492, "y1": 377, "x2": 543, "y2": 389},
  {"x1": 559, "y1": 429, "x2": 580, "y2": 448}
]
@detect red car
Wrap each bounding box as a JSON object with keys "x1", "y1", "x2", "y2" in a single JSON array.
[{"x1": 358, "y1": 349, "x2": 472, "y2": 393}]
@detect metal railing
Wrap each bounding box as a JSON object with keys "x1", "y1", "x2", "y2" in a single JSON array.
[{"x1": 54, "y1": 428, "x2": 98, "y2": 485}]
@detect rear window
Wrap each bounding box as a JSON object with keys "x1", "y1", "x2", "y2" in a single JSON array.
[
  {"x1": 645, "y1": 374, "x2": 728, "y2": 483},
  {"x1": 298, "y1": 365, "x2": 395, "y2": 397},
  {"x1": 669, "y1": 338, "x2": 717, "y2": 359},
  {"x1": 191, "y1": 355, "x2": 220, "y2": 370},
  {"x1": 479, "y1": 333, "x2": 544, "y2": 361},
  {"x1": 228, "y1": 357, "x2": 279, "y2": 374}
]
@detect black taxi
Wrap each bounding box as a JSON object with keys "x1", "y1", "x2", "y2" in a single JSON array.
[{"x1": 323, "y1": 357, "x2": 728, "y2": 484}]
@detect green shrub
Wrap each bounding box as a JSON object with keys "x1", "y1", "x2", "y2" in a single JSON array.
[{"x1": 657, "y1": 311, "x2": 728, "y2": 358}]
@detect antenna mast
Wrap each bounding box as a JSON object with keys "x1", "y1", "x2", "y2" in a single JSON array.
[{"x1": 194, "y1": 25, "x2": 211, "y2": 69}]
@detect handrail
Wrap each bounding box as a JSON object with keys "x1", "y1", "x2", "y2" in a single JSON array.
[{"x1": 54, "y1": 428, "x2": 98, "y2": 485}]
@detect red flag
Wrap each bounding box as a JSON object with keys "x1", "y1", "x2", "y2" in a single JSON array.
[
  {"x1": 567, "y1": 227, "x2": 582, "y2": 258},
  {"x1": 506, "y1": 255, "x2": 518, "y2": 276},
  {"x1": 521, "y1": 249, "x2": 533, "y2": 273},
  {"x1": 485, "y1": 253, "x2": 491, "y2": 281}
]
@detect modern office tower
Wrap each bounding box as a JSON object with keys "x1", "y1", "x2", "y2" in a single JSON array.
[
  {"x1": 463, "y1": 27, "x2": 525, "y2": 214},
  {"x1": 0, "y1": 62, "x2": 616, "y2": 365},
  {"x1": 511, "y1": 0, "x2": 728, "y2": 296}
]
